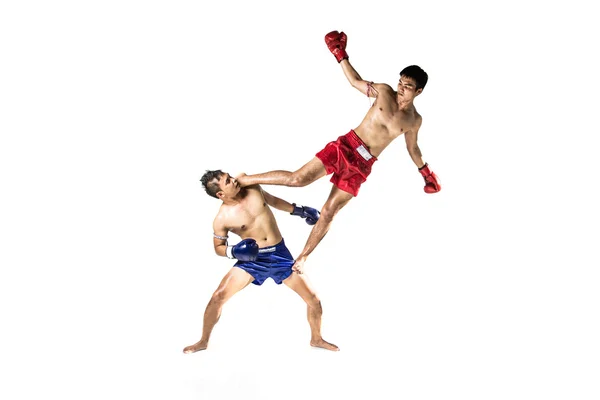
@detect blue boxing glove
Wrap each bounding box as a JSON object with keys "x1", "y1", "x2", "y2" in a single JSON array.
[
  {"x1": 226, "y1": 238, "x2": 259, "y2": 261},
  {"x1": 291, "y1": 203, "x2": 320, "y2": 225}
]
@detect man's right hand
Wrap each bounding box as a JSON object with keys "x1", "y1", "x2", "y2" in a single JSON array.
[
  {"x1": 226, "y1": 238, "x2": 259, "y2": 261},
  {"x1": 325, "y1": 30, "x2": 348, "y2": 63}
]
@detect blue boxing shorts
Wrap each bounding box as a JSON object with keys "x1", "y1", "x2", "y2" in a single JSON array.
[{"x1": 234, "y1": 239, "x2": 294, "y2": 286}]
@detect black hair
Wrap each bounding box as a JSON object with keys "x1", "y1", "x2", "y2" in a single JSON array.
[
  {"x1": 200, "y1": 170, "x2": 224, "y2": 198},
  {"x1": 400, "y1": 65, "x2": 428, "y2": 90}
]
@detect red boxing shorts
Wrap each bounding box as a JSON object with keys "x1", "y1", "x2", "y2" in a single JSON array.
[{"x1": 315, "y1": 130, "x2": 377, "y2": 197}]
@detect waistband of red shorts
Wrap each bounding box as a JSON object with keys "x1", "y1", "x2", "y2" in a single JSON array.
[{"x1": 345, "y1": 130, "x2": 377, "y2": 162}]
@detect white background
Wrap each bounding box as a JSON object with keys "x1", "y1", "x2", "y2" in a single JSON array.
[{"x1": 1, "y1": 1, "x2": 599, "y2": 399}]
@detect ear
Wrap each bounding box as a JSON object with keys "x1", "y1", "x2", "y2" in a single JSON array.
[
  {"x1": 415, "y1": 88, "x2": 423, "y2": 96},
  {"x1": 216, "y1": 191, "x2": 224, "y2": 199}
]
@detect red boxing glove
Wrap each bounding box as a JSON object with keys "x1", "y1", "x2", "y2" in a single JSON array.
[
  {"x1": 418, "y1": 163, "x2": 441, "y2": 193},
  {"x1": 325, "y1": 30, "x2": 348, "y2": 63}
]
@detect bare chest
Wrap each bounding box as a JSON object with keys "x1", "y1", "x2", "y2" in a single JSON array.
[
  {"x1": 226, "y1": 199, "x2": 267, "y2": 234},
  {"x1": 371, "y1": 104, "x2": 415, "y2": 135}
]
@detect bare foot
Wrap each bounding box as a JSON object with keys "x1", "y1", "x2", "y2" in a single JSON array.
[
  {"x1": 183, "y1": 341, "x2": 208, "y2": 354},
  {"x1": 234, "y1": 173, "x2": 248, "y2": 187},
  {"x1": 310, "y1": 338, "x2": 340, "y2": 351}
]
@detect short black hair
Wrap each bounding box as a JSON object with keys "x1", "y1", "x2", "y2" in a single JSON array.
[
  {"x1": 200, "y1": 170, "x2": 224, "y2": 198},
  {"x1": 400, "y1": 65, "x2": 428, "y2": 90}
]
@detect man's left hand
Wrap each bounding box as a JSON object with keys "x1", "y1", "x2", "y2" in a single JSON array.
[
  {"x1": 291, "y1": 204, "x2": 320, "y2": 225},
  {"x1": 292, "y1": 258, "x2": 306, "y2": 274},
  {"x1": 418, "y1": 163, "x2": 441, "y2": 193}
]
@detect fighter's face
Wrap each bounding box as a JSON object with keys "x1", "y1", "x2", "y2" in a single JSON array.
[
  {"x1": 397, "y1": 75, "x2": 422, "y2": 100},
  {"x1": 216, "y1": 172, "x2": 240, "y2": 198}
]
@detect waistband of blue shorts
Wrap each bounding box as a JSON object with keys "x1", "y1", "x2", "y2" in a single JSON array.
[{"x1": 257, "y1": 238, "x2": 285, "y2": 253}]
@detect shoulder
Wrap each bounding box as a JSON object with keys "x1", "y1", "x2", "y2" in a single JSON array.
[
  {"x1": 244, "y1": 185, "x2": 264, "y2": 199},
  {"x1": 212, "y1": 210, "x2": 228, "y2": 233},
  {"x1": 373, "y1": 84, "x2": 397, "y2": 103},
  {"x1": 240, "y1": 186, "x2": 268, "y2": 207},
  {"x1": 411, "y1": 113, "x2": 423, "y2": 133},
  {"x1": 374, "y1": 83, "x2": 395, "y2": 94},
  {"x1": 415, "y1": 111, "x2": 422, "y2": 125},
  {"x1": 213, "y1": 206, "x2": 227, "y2": 224}
]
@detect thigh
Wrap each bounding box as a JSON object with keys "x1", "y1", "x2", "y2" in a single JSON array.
[
  {"x1": 283, "y1": 272, "x2": 319, "y2": 304},
  {"x1": 214, "y1": 267, "x2": 255, "y2": 301}
]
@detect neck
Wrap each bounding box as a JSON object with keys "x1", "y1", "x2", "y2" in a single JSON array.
[
  {"x1": 221, "y1": 189, "x2": 246, "y2": 205},
  {"x1": 396, "y1": 97, "x2": 414, "y2": 110}
]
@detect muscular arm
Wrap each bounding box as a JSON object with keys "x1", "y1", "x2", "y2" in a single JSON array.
[
  {"x1": 340, "y1": 59, "x2": 385, "y2": 98},
  {"x1": 262, "y1": 188, "x2": 294, "y2": 213},
  {"x1": 263, "y1": 187, "x2": 320, "y2": 226},
  {"x1": 212, "y1": 217, "x2": 229, "y2": 257},
  {"x1": 404, "y1": 119, "x2": 426, "y2": 169}
]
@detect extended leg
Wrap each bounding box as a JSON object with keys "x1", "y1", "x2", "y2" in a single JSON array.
[
  {"x1": 183, "y1": 267, "x2": 254, "y2": 354},
  {"x1": 236, "y1": 157, "x2": 327, "y2": 188},
  {"x1": 293, "y1": 185, "x2": 353, "y2": 273}
]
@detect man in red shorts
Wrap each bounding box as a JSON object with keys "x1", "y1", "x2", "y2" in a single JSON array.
[{"x1": 237, "y1": 30, "x2": 441, "y2": 274}]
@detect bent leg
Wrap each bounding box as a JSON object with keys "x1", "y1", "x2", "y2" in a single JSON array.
[
  {"x1": 283, "y1": 272, "x2": 339, "y2": 351},
  {"x1": 183, "y1": 267, "x2": 254, "y2": 354},
  {"x1": 293, "y1": 185, "x2": 353, "y2": 273},
  {"x1": 238, "y1": 157, "x2": 327, "y2": 187}
]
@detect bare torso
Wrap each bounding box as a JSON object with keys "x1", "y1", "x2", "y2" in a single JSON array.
[
  {"x1": 354, "y1": 85, "x2": 422, "y2": 157},
  {"x1": 215, "y1": 186, "x2": 283, "y2": 248}
]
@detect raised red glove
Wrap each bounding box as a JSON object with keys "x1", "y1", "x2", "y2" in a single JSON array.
[
  {"x1": 418, "y1": 163, "x2": 441, "y2": 193},
  {"x1": 324, "y1": 30, "x2": 348, "y2": 63}
]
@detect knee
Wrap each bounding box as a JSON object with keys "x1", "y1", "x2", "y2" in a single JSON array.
[
  {"x1": 320, "y1": 203, "x2": 343, "y2": 223},
  {"x1": 211, "y1": 289, "x2": 227, "y2": 305},
  {"x1": 307, "y1": 294, "x2": 322, "y2": 310}
]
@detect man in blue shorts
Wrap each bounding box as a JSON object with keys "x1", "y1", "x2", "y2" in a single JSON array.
[{"x1": 183, "y1": 170, "x2": 339, "y2": 353}]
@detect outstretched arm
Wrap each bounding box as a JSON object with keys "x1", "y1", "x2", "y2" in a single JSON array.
[
  {"x1": 262, "y1": 189, "x2": 294, "y2": 213},
  {"x1": 339, "y1": 60, "x2": 385, "y2": 98},
  {"x1": 262, "y1": 188, "x2": 320, "y2": 225},
  {"x1": 324, "y1": 30, "x2": 384, "y2": 98}
]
